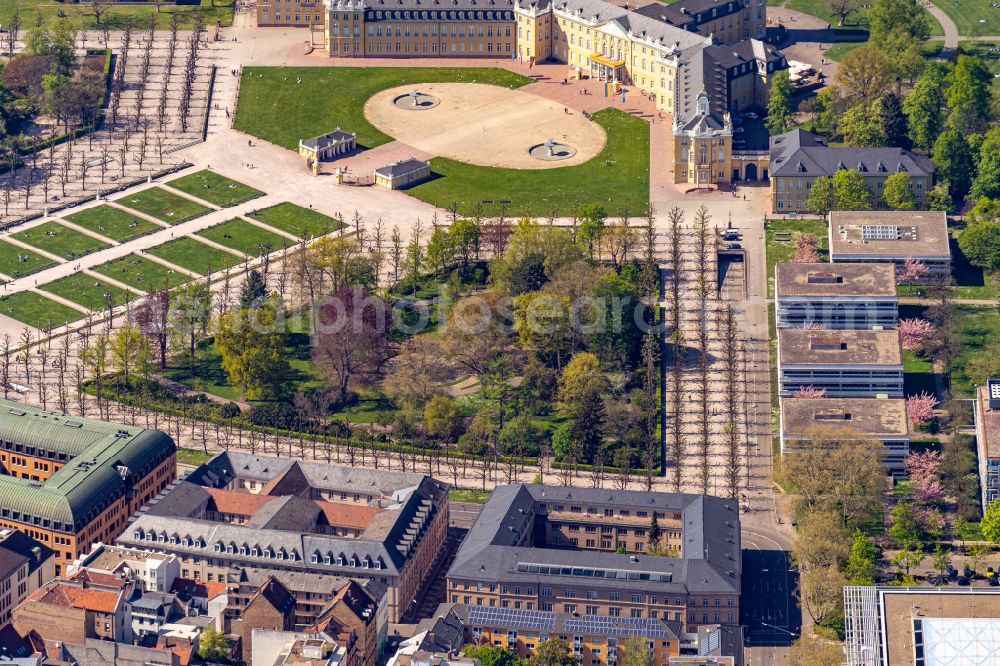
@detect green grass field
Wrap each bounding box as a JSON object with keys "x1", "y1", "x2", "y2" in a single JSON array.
[
  {"x1": 147, "y1": 238, "x2": 241, "y2": 276},
  {"x1": 952, "y1": 306, "x2": 1000, "y2": 397},
  {"x1": 40, "y1": 274, "x2": 135, "y2": 311},
  {"x1": 63, "y1": 205, "x2": 163, "y2": 242},
  {"x1": 234, "y1": 66, "x2": 533, "y2": 149},
  {"x1": 930, "y1": 0, "x2": 1000, "y2": 37},
  {"x1": 12, "y1": 221, "x2": 110, "y2": 260},
  {"x1": 248, "y1": 203, "x2": 345, "y2": 239},
  {"x1": 763, "y1": 219, "x2": 830, "y2": 297},
  {"x1": 115, "y1": 187, "x2": 213, "y2": 224},
  {"x1": 0, "y1": 0, "x2": 234, "y2": 29},
  {"x1": 825, "y1": 39, "x2": 943, "y2": 62},
  {"x1": 92, "y1": 254, "x2": 191, "y2": 292},
  {"x1": 197, "y1": 218, "x2": 292, "y2": 257},
  {"x1": 0, "y1": 291, "x2": 86, "y2": 330},
  {"x1": 166, "y1": 170, "x2": 265, "y2": 208},
  {"x1": 0, "y1": 241, "x2": 57, "y2": 278},
  {"x1": 784, "y1": 0, "x2": 943, "y2": 34},
  {"x1": 407, "y1": 109, "x2": 649, "y2": 216}
]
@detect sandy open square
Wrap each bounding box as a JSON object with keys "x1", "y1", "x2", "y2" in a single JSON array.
[{"x1": 363, "y1": 83, "x2": 607, "y2": 170}]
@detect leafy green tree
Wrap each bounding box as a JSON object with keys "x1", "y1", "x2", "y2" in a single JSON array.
[
  {"x1": 648, "y1": 513, "x2": 662, "y2": 552},
  {"x1": 836, "y1": 47, "x2": 895, "y2": 103},
  {"x1": 766, "y1": 70, "x2": 794, "y2": 134},
  {"x1": 620, "y1": 637, "x2": 653, "y2": 666},
  {"x1": 425, "y1": 226, "x2": 456, "y2": 276},
  {"x1": 904, "y1": 61, "x2": 949, "y2": 149},
  {"x1": 498, "y1": 415, "x2": 542, "y2": 457},
  {"x1": 463, "y1": 645, "x2": 521, "y2": 666},
  {"x1": 215, "y1": 305, "x2": 289, "y2": 400},
  {"x1": 787, "y1": 634, "x2": 845, "y2": 666},
  {"x1": 868, "y1": 0, "x2": 930, "y2": 58},
  {"x1": 958, "y1": 217, "x2": 1000, "y2": 271},
  {"x1": 925, "y1": 184, "x2": 955, "y2": 212},
  {"x1": 490, "y1": 221, "x2": 583, "y2": 295},
  {"x1": 933, "y1": 128, "x2": 975, "y2": 201},
  {"x1": 973, "y1": 127, "x2": 1000, "y2": 200},
  {"x1": 22, "y1": 17, "x2": 76, "y2": 74},
  {"x1": 806, "y1": 176, "x2": 836, "y2": 216},
  {"x1": 198, "y1": 626, "x2": 230, "y2": 662},
  {"x1": 569, "y1": 387, "x2": 605, "y2": 464},
  {"x1": 239, "y1": 269, "x2": 267, "y2": 309},
  {"x1": 424, "y1": 395, "x2": 463, "y2": 441},
  {"x1": 839, "y1": 100, "x2": 888, "y2": 147},
  {"x1": 889, "y1": 501, "x2": 924, "y2": 546},
  {"x1": 845, "y1": 531, "x2": 879, "y2": 585},
  {"x1": 171, "y1": 281, "x2": 213, "y2": 368},
  {"x1": 981, "y1": 499, "x2": 1000, "y2": 543},
  {"x1": 110, "y1": 322, "x2": 150, "y2": 384},
  {"x1": 514, "y1": 291, "x2": 573, "y2": 369},
  {"x1": 551, "y1": 422, "x2": 574, "y2": 460},
  {"x1": 946, "y1": 55, "x2": 993, "y2": 135},
  {"x1": 450, "y1": 217, "x2": 481, "y2": 266},
  {"x1": 832, "y1": 169, "x2": 874, "y2": 210},
  {"x1": 529, "y1": 638, "x2": 579, "y2": 666},
  {"x1": 932, "y1": 543, "x2": 951, "y2": 577},
  {"x1": 558, "y1": 352, "x2": 606, "y2": 406},
  {"x1": 882, "y1": 171, "x2": 916, "y2": 210},
  {"x1": 576, "y1": 203, "x2": 607, "y2": 257}
]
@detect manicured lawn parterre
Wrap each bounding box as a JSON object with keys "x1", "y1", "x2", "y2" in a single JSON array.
[
  {"x1": 196, "y1": 218, "x2": 293, "y2": 257},
  {"x1": 63, "y1": 205, "x2": 163, "y2": 242},
  {"x1": 167, "y1": 170, "x2": 265, "y2": 208},
  {"x1": 248, "y1": 203, "x2": 345, "y2": 240},
  {"x1": 0, "y1": 241, "x2": 56, "y2": 278},
  {"x1": 147, "y1": 238, "x2": 241, "y2": 276},
  {"x1": 0, "y1": 291, "x2": 85, "y2": 330},
  {"x1": 91, "y1": 254, "x2": 191, "y2": 292},
  {"x1": 952, "y1": 305, "x2": 1000, "y2": 398},
  {"x1": 234, "y1": 66, "x2": 533, "y2": 149},
  {"x1": 40, "y1": 275, "x2": 135, "y2": 311},
  {"x1": 764, "y1": 218, "x2": 829, "y2": 296},
  {"x1": 408, "y1": 109, "x2": 650, "y2": 216},
  {"x1": 12, "y1": 221, "x2": 110, "y2": 260},
  {"x1": 115, "y1": 187, "x2": 213, "y2": 224}
]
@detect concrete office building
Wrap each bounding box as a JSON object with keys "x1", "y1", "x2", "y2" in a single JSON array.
[
  {"x1": 829, "y1": 210, "x2": 951, "y2": 279},
  {"x1": 777, "y1": 329, "x2": 903, "y2": 397},
  {"x1": 774, "y1": 263, "x2": 898, "y2": 330},
  {"x1": 779, "y1": 397, "x2": 910, "y2": 475},
  {"x1": 975, "y1": 379, "x2": 1000, "y2": 511}
]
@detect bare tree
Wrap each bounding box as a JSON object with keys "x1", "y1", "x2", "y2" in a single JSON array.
[
  {"x1": 718, "y1": 303, "x2": 741, "y2": 499},
  {"x1": 5, "y1": 8, "x2": 20, "y2": 59},
  {"x1": 665, "y1": 207, "x2": 685, "y2": 492},
  {"x1": 0, "y1": 334, "x2": 10, "y2": 400},
  {"x1": 693, "y1": 205, "x2": 713, "y2": 494}
]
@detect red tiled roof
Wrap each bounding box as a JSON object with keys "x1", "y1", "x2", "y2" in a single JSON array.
[
  {"x1": 25, "y1": 582, "x2": 121, "y2": 613},
  {"x1": 316, "y1": 501, "x2": 382, "y2": 530},
  {"x1": 67, "y1": 569, "x2": 128, "y2": 589},
  {"x1": 205, "y1": 488, "x2": 274, "y2": 517},
  {"x1": 169, "y1": 577, "x2": 227, "y2": 600}
]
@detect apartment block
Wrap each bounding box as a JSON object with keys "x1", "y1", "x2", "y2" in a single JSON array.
[
  {"x1": 779, "y1": 397, "x2": 910, "y2": 474},
  {"x1": 774, "y1": 263, "x2": 898, "y2": 330},
  {"x1": 0, "y1": 529, "x2": 55, "y2": 625},
  {"x1": 777, "y1": 329, "x2": 903, "y2": 397}
]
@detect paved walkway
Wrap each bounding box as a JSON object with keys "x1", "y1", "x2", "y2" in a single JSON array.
[
  {"x1": 899, "y1": 296, "x2": 998, "y2": 306},
  {"x1": 921, "y1": 0, "x2": 959, "y2": 57}
]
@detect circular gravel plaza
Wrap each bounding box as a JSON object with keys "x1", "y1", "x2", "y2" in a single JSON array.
[{"x1": 364, "y1": 82, "x2": 607, "y2": 170}]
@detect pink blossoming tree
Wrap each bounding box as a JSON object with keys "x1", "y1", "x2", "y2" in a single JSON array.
[
  {"x1": 795, "y1": 386, "x2": 828, "y2": 398},
  {"x1": 898, "y1": 318, "x2": 936, "y2": 353},
  {"x1": 898, "y1": 257, "x2": 929, "y2": 285},
  {"x1": 906, "y1": 392, "x2": 938, "y2": 424},
  {"x1": 906, "y1": 450, "x2": 944, "y2": 502}
]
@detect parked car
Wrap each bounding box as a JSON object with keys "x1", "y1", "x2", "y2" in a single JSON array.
[
  {"x1": 721, "y1": 230, "x2": 741, "y2": 240},
  {"x1": 725, "y1": 242, "x2": 742, "y2": 249}
]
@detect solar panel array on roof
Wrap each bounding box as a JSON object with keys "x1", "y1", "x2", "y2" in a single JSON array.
[
  {"x1": 862, "y1": 224, "x2": 900, "y2": 240},
  {"x1": 564, "y1": 615, "x2": 675, "y2": 638},
  {"x1": 468, "y1": 606, "x2": 556, "y2": 631}
]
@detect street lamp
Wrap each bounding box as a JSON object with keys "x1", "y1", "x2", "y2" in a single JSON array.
[{"x1": 759, "y1": 622, "x2": 798, "y2": 638}]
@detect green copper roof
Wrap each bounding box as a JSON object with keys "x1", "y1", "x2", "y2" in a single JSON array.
[{"x1": 0, "y1": 400, "x2": 175, "y2": 531}]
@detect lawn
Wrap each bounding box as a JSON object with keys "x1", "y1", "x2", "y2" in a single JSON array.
[
  {"x1": 825, "y1": 38, "x2": 943, "y2": 62},
  {"x1": 764, "y1": 218, "x2": 829, "y2": 296},
  {"x1": 176, "y1": 448, "x2": 212, "y2": 466},
  {"x1": 0, "y1": 291, "x2": 86, "y2": 330},
  {"x1": 12, "y1": 221, "x2": 110, "y2": 260},
  {"x1": 0, "y1": 0, "x2": 234, "y2": 29},
  {"x1": 952, "y1": 305, "x2": 1000, "y2": 398},
  {"x1": 147, "y1": 238, "x2": 241, "y2": 276},
  {"x1": 166, "y1": 170, "x2": 265, "y2": 208},
  {"x1": 0, "y1": 241, "x2": 57, "y2": 278},
  {"x1": 248, "y1": 203, "x2": 345, "y2": 240},
  {"x1": 63, "y1": 205, "x2": 163, "y2": 242},
  {"x1": 931, "y1": 0, "x2": 1000, "y2": 38},
  {"x1": 785, "y1": 0, "x2": 943, "y2": 35},
  {"x1": 40, "y1": 275, "x2": 135, "y2": 312},
  {"x1": 406, "y1": 109, "x2": 650, "y2": 216},
  {"x1": 234, "y1": 66, "x2": 533, "y2": 150},
  {"x1": 196, "y1": 218, "x2": 292, "y2": 257},
  {"x1": 91, "y1": 254, "x2": 191, "y2": 292},
  {"x1": 899, "y1": 236, "x2": 1000, "y2": 299},
  {"x1": 115, "y1": 187, "x2": 213, "y2": 224}
]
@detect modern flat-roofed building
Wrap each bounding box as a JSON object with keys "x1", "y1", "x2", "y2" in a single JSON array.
[
  {"x1": 775, "y1": 263, "x2": 898, "y2": 330},
  {"x1": 975, "y1": 379, "x2": 1000, "y2": 511},
  {"x1": 0, "y1": 400, "x2": 176, "y2": 574},
  {"x1": 116, "y1": 453, "x2": 449, "y2": 623},
  {"x1": 777, "y1": 328, "x2": 903, "y2": 397},
  {"x1": 446, "y1": 485, "x2": 740, "y2": 636},
  {"x1": 779, "y1": 397, "x2": 910, "y2": 474},
  {"x1": 844, "y1": 586, "x2": 1000, "y2": 666},
  {"x1": 829, "y1": 210, "x2": 951, "y2": 279}
]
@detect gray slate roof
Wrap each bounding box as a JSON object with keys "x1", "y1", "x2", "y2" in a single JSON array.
[
  {"x1": 448, "y1": 485, "x2": 741, "y2": 595},
  {"x1": 300, "y1": 129, "x2": 355, "y2": 150},
  {"x1": 375, "y1": 159, "x2": 431, "y2": 179},
  {"x1": 770, "y1": 129, "x2": 934, "y2": 178}
]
